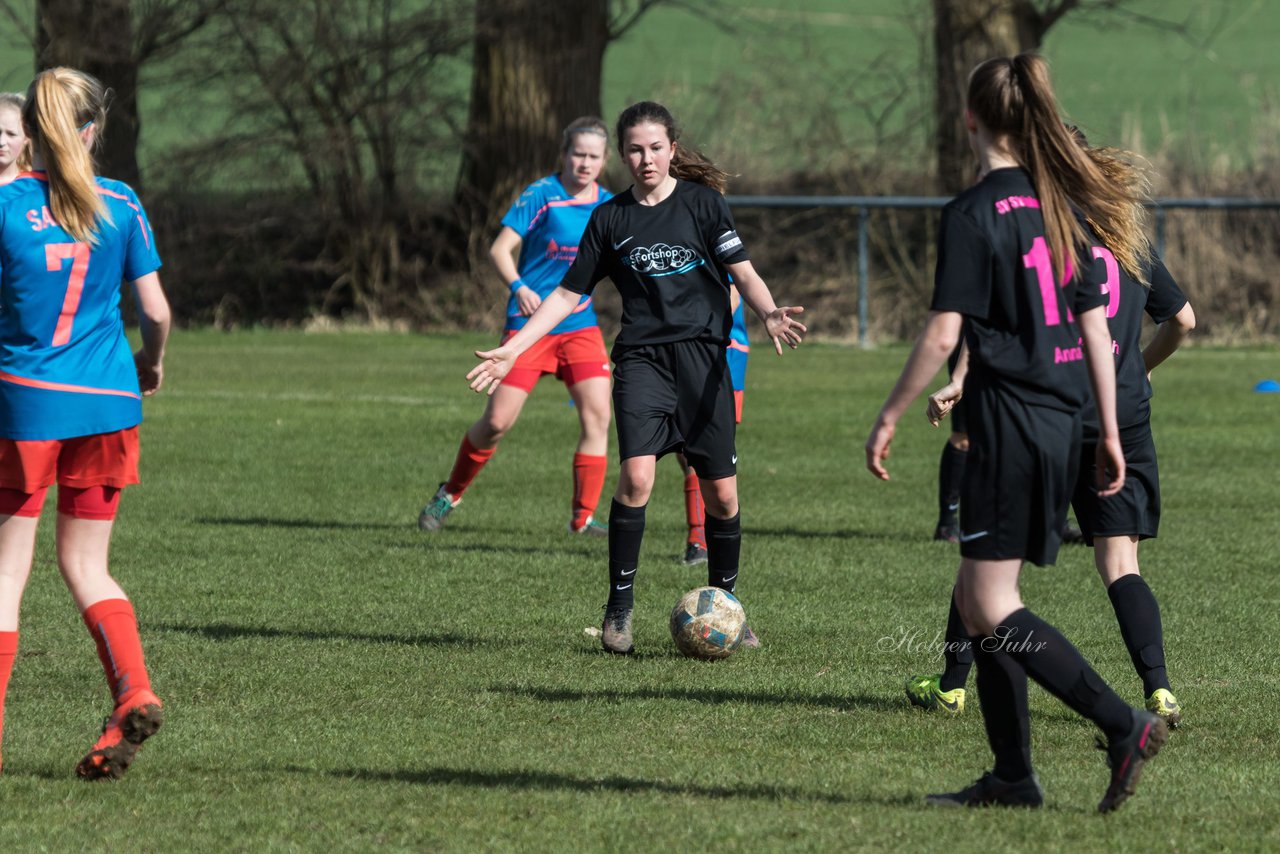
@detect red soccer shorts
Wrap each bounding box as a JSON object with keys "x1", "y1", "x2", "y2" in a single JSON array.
[
  {"x1": 0, "y1": 426, "x2": 141, "y2": 494},
  {"x1": 501, "y1": 327, "x2": 611, "y2": 392}
]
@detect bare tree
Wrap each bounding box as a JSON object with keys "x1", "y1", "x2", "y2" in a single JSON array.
[
  {"x1": 0, "y1": 0, "x2": 224, "y2": 189},
  {"x1": 184, "y1": 0, "x2": 471, "y2": 320},
  {"x1": 932, "y1": 0, "x2": 1235, "y2": 192}
]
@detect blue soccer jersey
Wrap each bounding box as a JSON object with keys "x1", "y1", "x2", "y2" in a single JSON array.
[
  {"x1": 501, "y1": 175, "x2": 612, "y2": 335},
  {"x1": 0, "y1": 173, "x2": 162, "y2": 440},
  {"x1": 726, "y1": 298, "x2": 749, "y2": 392}
]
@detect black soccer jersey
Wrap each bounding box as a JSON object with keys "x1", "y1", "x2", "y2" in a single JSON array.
[
  {"x1": 930, "y1": 168, "x2": 1109, "y2": 411},
  {"x1": 1078, "y1": 251, "x2": 1188, "y2": 437},
  {"x1": 560, "y1": 179, "x2": 750, "y2": 349}
]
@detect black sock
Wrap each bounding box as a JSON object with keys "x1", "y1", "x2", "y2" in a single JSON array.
[
  {"x1": 607, "y1": 499, "x2": 645, "y2": 611},
  {"x1": 973, "y1": 640, "x2": 1033, "y2": 781},
  {"x1": 1107, "y1": 574, "x2": 1170, "y2": 695},
  {"x1": 705, "y1": 512, "x2": 741, "y2": 593},
  {"x1": 937, "y1": 442, "x2": 966, "y2": 526},
  {"x1": 939, "y1": 589, "x2": 974, "y2": 692},
  {"x1": 996, "y1": 608, "x2": 1133, "y2": 740}
]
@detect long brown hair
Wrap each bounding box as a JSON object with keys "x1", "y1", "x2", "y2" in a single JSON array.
[
  {"x1": 968, "y1": 54, "x2": 1151, "y2": 283},
  {"x1": 22, "y1": 68, "x2": 110, "y2": 244},
  {"x1": 615, "y1": 101, "x2": 732, "y2": 194}
]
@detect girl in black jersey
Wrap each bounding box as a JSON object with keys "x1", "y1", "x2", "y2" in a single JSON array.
[
  {"x1": 865, "y1": 54, "x2": 1167, "y2": 812},
  {"x1": 919, "y1": 136, "x2": 1197, "y2": 728},
  {"x1": 468, "y1": 102, "x2": 806, "y2": 655}
]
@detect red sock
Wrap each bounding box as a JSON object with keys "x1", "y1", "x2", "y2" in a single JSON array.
[
  {"x1": 684, "y1": 472, "x2": 706, "y2": 548},
  {"x1": 0, "y1": 631, "x2": 16, "y2": 765},
  {"x1": 444, "y1": 434, "x2": 496, "y2": 498},
  {"x1": 571, "y1": 453, "x2": 608, "y2": 528},
  {"x1": 82, "y1": 599, "x2": 152, "y2": 707}
]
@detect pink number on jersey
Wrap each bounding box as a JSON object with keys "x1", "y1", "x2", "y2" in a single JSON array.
[
  {"x1": 1091, "y1": 245, "x2": 1121, "y2": 319},
  {"x1": 1024, "y1": 236, "x2": 1084, "y2": 326},
  {"x1": 1023, "y1": 236, "x2": 1061, "y2": 326},
  {"x1": 45, "y1": 242, "x2": 91, "y2": 347}
]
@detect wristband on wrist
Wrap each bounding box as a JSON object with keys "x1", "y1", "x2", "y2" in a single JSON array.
[{"x1": 509, "y1": 278, "x2": 526, "y2": 294}]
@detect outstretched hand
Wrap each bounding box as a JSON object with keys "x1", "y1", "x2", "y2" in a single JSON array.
[
  {"x1": 926, "y1": 381, "x2": 963, "y2": 427},
  {"x1": 764, "y1": 305, "x2": 806, "y2": 355},
  {"x1": 865, "y1": 415, "x2": 896, "y2": 481},
  {"x1": 467, "y1": 346, "x2": 517, "y2": 395}
]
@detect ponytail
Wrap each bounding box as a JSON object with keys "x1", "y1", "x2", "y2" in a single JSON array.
[
  {"x1": 23, "y1": 68, "x2": 110, "y2": 244},
  {"x1": 969, "y1": 54, "x2": 1151, "y2": 284},
  {"x1": 616, "y1": 100, "x2": 733, "y2": 194}
]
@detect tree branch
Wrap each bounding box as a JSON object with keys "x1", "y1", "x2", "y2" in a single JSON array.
[
  {"x1": 1027, "y1": 0, "x2": 1082, "y2": 41},
  {"x1": 135, "y1": 0, "x2": 229, "y2": 63},
  {"x1": 607, "y1": 0, "x2": 664, "y2": 40},
  {"x1": 608, "y1": 0, "x2": 735, "y2": 41},
  {"x1": 1033, "y1": 0, "x2": 1236, "y2": 50}
]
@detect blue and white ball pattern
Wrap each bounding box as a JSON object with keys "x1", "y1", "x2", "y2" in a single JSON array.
[{"x1": 670, "y1": 587, "x2": 746, "y2": 660}]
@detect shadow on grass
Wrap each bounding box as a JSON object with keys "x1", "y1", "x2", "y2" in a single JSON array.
[
  {"x1": 196, "y1": 515, "x2": 405, "y2": 531},
  {"x1": 487, "y1": 684, "x2": 904, "y2": 713},
  {"x1": 747, "y1": 525, "x2": 922, "y2": 544},
  {"x1": 398, "y1": 542, "x2": 587, "y2": 558},
  {"x1": 308, "y1": 765, "x2": 917, "y2": 806},
  {"x1": 151, "y1": 621, "x2": 488, "y2": 648},
  {"x1": 196, "y1": 516, "x2": 587, "y2": 557}
]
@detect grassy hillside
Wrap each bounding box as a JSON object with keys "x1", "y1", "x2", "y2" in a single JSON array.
[{"x1": 1, "y1": 0, "x2": 1276, "y2": 189}]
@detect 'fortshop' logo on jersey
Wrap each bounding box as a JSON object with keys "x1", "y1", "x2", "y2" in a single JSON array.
[{"x1": 624, "y1": 243, "x2": 704, "y2": 277}]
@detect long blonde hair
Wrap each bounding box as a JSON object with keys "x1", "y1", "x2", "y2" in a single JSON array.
[
  {"x1": 1070, "y1": 128, "x2": 1153, "y2": 284},
  {"x1": 22, "y1": 68, "x2": 110, "y2": 244},
  {"x1": 968, "y1": 55, "x2": 1151, "y2": 284}
]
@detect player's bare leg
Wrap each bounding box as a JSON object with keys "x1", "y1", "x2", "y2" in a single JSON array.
[
  {"x1": 58, "y1": 514, "x2": 162, "y2": 780},
  {"x1": 0, "y1": 512, "x2": 40, "y2": 774}
]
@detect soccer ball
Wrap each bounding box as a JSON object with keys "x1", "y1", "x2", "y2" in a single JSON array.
[{"x1": 669, "y1": 586, "x2": 746, "y2": 660}]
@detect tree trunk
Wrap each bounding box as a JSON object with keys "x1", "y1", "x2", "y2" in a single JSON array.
[
  {"x1": 932, "y1": 0, "x2": 1047, "y2": 194},
  {"x1": 35, "y1": 0, "x2": 141, "y2": 189},
  {"x1": 455, "y1": 0, "x2": 610, "y2": 261}
]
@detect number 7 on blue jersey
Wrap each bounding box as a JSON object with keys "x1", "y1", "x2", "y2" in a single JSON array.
[{"x1": 46, "y1": 241, "x2": 90, "y2": 347}]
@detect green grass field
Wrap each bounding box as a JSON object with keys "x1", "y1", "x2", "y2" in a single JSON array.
[{"x1": 1, "y1": 330, "x2": 1277, "y2": 850}]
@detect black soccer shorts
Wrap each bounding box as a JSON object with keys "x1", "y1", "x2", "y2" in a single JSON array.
[
  {"x1": 959, "y1": 383, "x2": 1081, "y2": 567},
  {"x1": 611, "y1": 339, "x2": 738, "y2": 480},
  {"x1": 1071, "y1": 420, "x2": 1161, "y2": 546}
]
